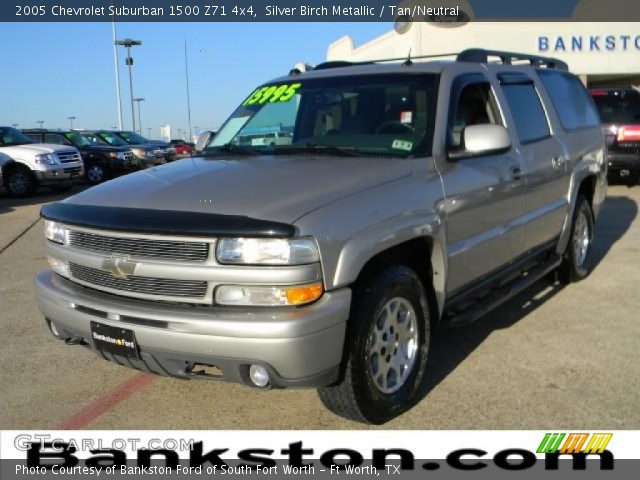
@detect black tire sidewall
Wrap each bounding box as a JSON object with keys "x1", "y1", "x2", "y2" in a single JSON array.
[
  {"x1": 4, "y1": 166, "x2": 35, "y2": 197},
  {"x1": 86, "y1": 161, "x2": 107, "y2": 184},
  {"x1": 349, "y1": 267, "x2": 431, "y2": 423},
  {"x1": 568, "y1": 196, "x2": 595, "y2": 280}
]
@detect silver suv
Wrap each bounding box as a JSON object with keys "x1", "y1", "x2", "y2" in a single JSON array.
[
  {"x1": 35, "y1": 49, "x2": 607, "y2": 424},
  {"x1": 0, "y1": 127, "x2": 84, "y2": 197}
]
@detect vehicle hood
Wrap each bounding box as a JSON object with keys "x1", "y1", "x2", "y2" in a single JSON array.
[
  {"x1": 0, "y1": 143, "x2": 76, "y2": 156},
  {"x1": 63, "y1": 155, "x2": 412, "y2": 224},
  {"x1": 82, "y1": 145, "x2": 130, "y2": 153}
]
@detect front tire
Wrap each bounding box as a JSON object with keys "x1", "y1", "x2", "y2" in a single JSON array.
[
  {"x1": 559, "y1": 195, "x2": 595, "y2": 283},
  {"x1": 3, "y1": 165, "x2": 36, "y2": 197},
  {"x1": 85, "y1": 161, "x2": 109, "y2": 184},
  {"x1": 318, "y1": 266, "x2": 432, "y2": 424}
]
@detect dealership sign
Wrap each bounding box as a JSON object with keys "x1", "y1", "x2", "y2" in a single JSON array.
[{"x1": 539, "y1": 34, "x2": 640, "y2": 52}]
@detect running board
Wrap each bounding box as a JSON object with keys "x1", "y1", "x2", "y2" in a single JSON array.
[{"x1": 445, "y1": 254, "x2": 562, "y2": 327}]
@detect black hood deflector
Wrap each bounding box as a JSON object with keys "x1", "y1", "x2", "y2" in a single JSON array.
[{"x1": 41, "y1": 202, "x2": 295, "y2": 238}]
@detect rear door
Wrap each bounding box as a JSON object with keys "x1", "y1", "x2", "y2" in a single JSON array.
[
  {"x1": 497, "y1": 72, "x2": 570, "y2": 250},
  {"x1": 437, "y1": 73, "x2": 528, "y2": 294}
]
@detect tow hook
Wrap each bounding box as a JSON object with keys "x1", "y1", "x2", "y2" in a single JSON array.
[{"x1": 64, "y1": 337, "x2": 86, "y2": 346}]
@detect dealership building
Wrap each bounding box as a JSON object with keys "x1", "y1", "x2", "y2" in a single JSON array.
[{"x1": 327, "y1": 17, "x2": 640, "y2": 88}]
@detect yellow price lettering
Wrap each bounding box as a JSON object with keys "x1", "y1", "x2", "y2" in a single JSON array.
[{"x1": 243, "y1": 83, "x2": 302, "y2": 106}]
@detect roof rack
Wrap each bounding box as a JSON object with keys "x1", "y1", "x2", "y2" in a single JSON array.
[
  {"x1": 312, "y1": 52, "x2": 458, "y2": 71},
  {"x1": 302, "y1": 49, "x2": 568, "y2": 74},
  {"x1": 457, "y1": 49, "x2": 568, "y2": 70}
]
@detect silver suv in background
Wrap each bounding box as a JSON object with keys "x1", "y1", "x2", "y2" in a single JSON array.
[
  {"x1": 0, "y1": 126, "x2": 84, "y2": 197},
  {"x1": 35, "y1": 50, "x2": 606, "y2": 423}
]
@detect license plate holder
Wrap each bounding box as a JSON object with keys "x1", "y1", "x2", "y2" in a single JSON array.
[{"x1": 90, "y1": 321, "x2": 140, "y2": 360}]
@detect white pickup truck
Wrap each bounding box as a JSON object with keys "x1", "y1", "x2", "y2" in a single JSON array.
[{"x1": 0, "y1": 126, "x2": 84, "y2": 197}]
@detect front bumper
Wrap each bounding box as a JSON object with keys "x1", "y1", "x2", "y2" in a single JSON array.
[
  {"x1": 35, "y1": 271, "x2": 350, "y2": 388},
  {"x1": 34, "y1": 165, "x2": 84, "y2": 185},
  {"x1": 607, "y1": 152, "x2": 640, "y2": 173}
]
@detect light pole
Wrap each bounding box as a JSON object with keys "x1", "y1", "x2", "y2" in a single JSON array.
[
  {"x1": 115, "y1": 38, "x2": 142, "y2": 132},
  {"x1": 177, "y1": 128, "x2": 182, "y2": 140},
  {"x1": 12, "y1": 123, "x2": 18, "y2": 128},
  {"x1": 184, "y1": 40, "x2": 193, "y2": 144},
  {"x1": 133, "y1": 97, "x2": 145, "y2": 134},
  {"x1": 37, "y1": 120, "x2": 44, "y2": 129},
  {"x1": 68, "y1": 116, "x2": 76, "y2": 129},
  {"x1": 147, "y1": 127, "x2": 152, "y2": 138},
  {"x1": 111, "y1": 1, "x2": 123, "y2": 130}
]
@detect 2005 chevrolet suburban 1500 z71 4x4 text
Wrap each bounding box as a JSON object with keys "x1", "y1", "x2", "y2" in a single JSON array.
[{"x1": 35, "y1": 50, "x2": 607, "y2": 424}]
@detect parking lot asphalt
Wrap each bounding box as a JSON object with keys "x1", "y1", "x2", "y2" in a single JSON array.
[{"x1": 1, "y1": 185, "x2": 639, "y2": 430}]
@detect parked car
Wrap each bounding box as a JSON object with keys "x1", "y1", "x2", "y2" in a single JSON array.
[
  {"x1": 250, "y1": 131, "x2": 293, "y2": 147},
  {"x1": 36, "y1": 49, "x2": 606, "y2": 424},
  {"x1": 89, "y1": 130, "x2": 166, "y2": 169},
  {"x1": 169, "y1": 139, "x2": 193, "y2": 157},
  {"x1": 23, "y1": 129, "x2": 138, "y2": 184},
  {"x1": 116, "y1": 131, "x2": 177, "y2": 162},
  {"x1": 0, "y1": 126, "x2": 84, "y2": 197},
  {"x1": 590, "y1": 88, "x2": 640, "y2": 183}
]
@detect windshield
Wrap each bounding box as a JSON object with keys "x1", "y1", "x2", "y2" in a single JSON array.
[
  {"x1": 592, "y1": 91, "x2": 640, "y2": 124},
  {"x1": 97, "y1": 132, "x2": 129, "y2": 146},
  {"x1": 64, "y1": 132, "x2": 92, "y2": 147},
  {"x1": 209, "y1": 74, "x2": 437, "y2": 156},
  {"x1": 79, "y1": 133, "x2": 108, "y2": 146},
  {"x1": 118, "y1": 131, "x2": 149, "y2": 145},
  {"x1": 0, "y1": 127, "x2": 34, "y2": 147}
]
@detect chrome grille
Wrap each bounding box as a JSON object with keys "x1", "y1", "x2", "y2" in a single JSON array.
[
  {"x1": 57, "y1": 150, "x2": 82, "y2": 163},
  {"x1": 69, "y1": 263, "x2": 208, "y2": 299},
  {"x1": 68, "y1": 230, "x2": 209, "y2": 262},
  {"x1": 123, "y1": 151, "x2": 134, "y2": 161}
]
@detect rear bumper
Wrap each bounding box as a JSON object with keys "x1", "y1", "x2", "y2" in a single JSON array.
[{"x1": 35, "y1": 271, "x2": 350, "y2": 388}]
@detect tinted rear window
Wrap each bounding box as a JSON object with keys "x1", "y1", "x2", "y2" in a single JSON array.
[
  {"x1": 538, "y1": 70, "x2": 600, "y2": 130},
  {"x1": 591, "y1": 90, "x2": 640, "y2": 124}
]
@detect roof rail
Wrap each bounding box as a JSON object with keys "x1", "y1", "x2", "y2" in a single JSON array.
[
  {"x1": 312, "y1": 52, "x2": 458, "y2": 71},
  {"x1": 457, "y1": 49, "x2": 568, "y2": 71}
]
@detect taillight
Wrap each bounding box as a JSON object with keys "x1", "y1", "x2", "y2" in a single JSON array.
[{"x1": 617, "y1": 126, "x2": 640, "y2": 142}]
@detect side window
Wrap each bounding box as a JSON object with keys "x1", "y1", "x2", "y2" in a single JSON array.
[
  {"x1": 501, "y1": 83, "x2": 550, "y2": 144},
  {"x1": 45, "y1": 134, "x2": 69, "y2": 145},
  {"x1": 25, "y1": 134, "x2": 41, "y2": 143},
  {"x1": 449, "y1": 82, "x2": 500, "y2": 149},
  {"x1": 538, "y1": 70, "x2": 600, "y2": 130}
]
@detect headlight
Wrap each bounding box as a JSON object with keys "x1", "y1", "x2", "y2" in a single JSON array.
[
  {"x1": 131, "y1": 148, "x2": 146, "y2": 157},
  {"x1": 35, "y1": 154, "x2": 58, "y2": 165},
  {"x1": 44, "y1": 220, "x2": 66, "y2": 244},
  {"x1": 215, "y1": 282, "x2": 323, "y2": 306},
  {"x1": 216, "y1": 237, "x2": 319, "y2": 265},
  {"x1": 109, "y1": 152, "x2": 127, "y2": 160},
  {"x1": 47, "y1": 255, "x2": 69, "y2": 278}
]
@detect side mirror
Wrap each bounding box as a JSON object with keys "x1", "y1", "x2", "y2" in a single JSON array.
[{"x1": 449, "y1": 124, "x2": 511, "y2": 160}]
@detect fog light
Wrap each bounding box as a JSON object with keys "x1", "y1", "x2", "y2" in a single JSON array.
[
  {"x1": 47, "y1": 255, "x2": 69, "y2": 278},
  {"x1": 249, "y1": 365, "x2": 270, "y2": 387}
]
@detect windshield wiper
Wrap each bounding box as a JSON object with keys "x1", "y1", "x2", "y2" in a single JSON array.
[
  {"x1": 270, "y1": 143, "x2": 360, "y2": 157},
  {"x1": 201, "y1": 143, "x2": 260, "y2": 156}
]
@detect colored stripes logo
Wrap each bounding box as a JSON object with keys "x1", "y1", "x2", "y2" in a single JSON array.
[{"x1": 537, "y1": 433, "x2": 613, "y2": 454}]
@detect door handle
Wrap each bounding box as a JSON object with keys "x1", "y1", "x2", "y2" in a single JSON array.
[
  {"x1": 510, "y1": 165, "x2": 523, "y2": 181},
  {"x1": 551, "y1": 156, "x2": 565, "y2": 169}
]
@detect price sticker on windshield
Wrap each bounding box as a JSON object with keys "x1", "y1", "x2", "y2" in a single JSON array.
[{"x1": 243, "y1": 83, "x2": 301, "y2": 106}]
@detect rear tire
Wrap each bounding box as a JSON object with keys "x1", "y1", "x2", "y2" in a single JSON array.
[
  {"x1": 318, "y1": 265, "x2": 432, "y2": 424},
  {"x1": 3, "y1": 165, "x2": 36, "y2": 197},
  {"x1": 559, "y1": 195, "x2": 595, "y2": 283}
]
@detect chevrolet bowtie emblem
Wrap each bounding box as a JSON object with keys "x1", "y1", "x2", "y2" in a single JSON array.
[{"x1": 103, "y1": 255, "x2": 137, "y2": 278}]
